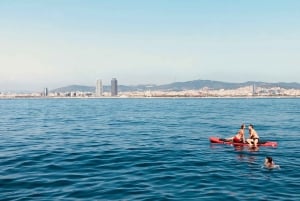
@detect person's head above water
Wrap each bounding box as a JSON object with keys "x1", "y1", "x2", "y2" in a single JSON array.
[
  {"x1": 264, "y1": 156, "x2": 278, "y2": 169},
  {"x1": 241, "y1": 124, "x2": 246, "y2": 129},
  {"x1": 266, "y1": 156, "x2": 273, "y2": 163}
]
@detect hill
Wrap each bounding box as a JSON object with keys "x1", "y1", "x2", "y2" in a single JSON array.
[
  {"x1": 53, "y1": 85, "x2": 95, "y2": 93},
  {"x1": 51, "y1": 80, "x2": 300, "y2": 93}
]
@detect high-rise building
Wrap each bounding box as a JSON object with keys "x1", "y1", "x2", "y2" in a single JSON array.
[
  {"x1": 44, "y1": 88, "x2": 48, "y2": 96},
  {"x1": 252, "y1": 84, "x2": 256, "y2": 96},
  {"x1": 111, "y1": 78, "x2": 118, "y2": 96},
  {"x1": 96, "y1": 79, "x2": 103, "y2": 96}
]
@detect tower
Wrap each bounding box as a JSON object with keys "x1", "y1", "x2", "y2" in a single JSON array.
[
  {"x1": 44, "y1": 88, "x2": 48, "y2": 96},
  {"x1": 252, "y1": 84, "x2": 256, "y2": 96},
  {"x1": 111, "y1": 78, "x2": 118, "y2": 96},
  {"x1": 96, "y1": 79, "x2": 103, "y2": 96}
]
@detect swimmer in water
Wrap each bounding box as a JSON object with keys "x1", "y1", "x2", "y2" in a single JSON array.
[{"x1": 264, "y1": 156, "x2": 276, "y2": 168}]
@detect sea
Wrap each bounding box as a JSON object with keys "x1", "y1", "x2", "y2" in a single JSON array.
[{"x1": 0, "y1": 98, "x2": 299, "y2": 201}]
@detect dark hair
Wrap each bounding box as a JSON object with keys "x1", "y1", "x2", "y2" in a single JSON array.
[
  {"x1": 249, "y1": 124, "x2": 254, "y2": 128},
  {"x1": 241, "y1": 124, "x2": 245, "y2": 129},
  {"x1": 266, "y1": 156, "x2": 273, "y2": 163}
]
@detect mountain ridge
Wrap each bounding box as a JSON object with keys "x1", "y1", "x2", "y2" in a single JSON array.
[{"x1": 51, "y1": 80, "x2": 300, "y2": 93}]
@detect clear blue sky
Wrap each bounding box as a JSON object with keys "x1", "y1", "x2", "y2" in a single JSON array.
[{"x1": 0, "y1": 0, "x2": 299, "y2": 91}]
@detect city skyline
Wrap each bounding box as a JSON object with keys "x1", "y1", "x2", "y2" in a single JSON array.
[
  {"x1": 46, "y1": 79, "x2": 300, "y2": 93},
  {"x1": 1, "y1": 77, "x2": 300, "y2": 97},
  {"x1": 2, "y1": 77, "x2": 300, "y2": 94},
  {"x1": 1, "y1": 0, "x2": 300, "y2": 91}
]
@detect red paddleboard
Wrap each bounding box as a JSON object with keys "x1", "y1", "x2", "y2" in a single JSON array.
[{"x1": 209, "y1": 136, "x2": 277, "y2": 147}]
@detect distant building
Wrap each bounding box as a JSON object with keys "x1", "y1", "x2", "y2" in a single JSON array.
[
  {"x1": 43, "y1": 88, "x2": 48, "y2": 96},
  {"x1": 252, "y1": 84, "x2": 256, "y2": 96},
  {"x1": 111, "y1": 78, "x2": 118, "y2": 96},
  {"x1": 96, "y1": 79, "x2": 103, "y2": 96}
]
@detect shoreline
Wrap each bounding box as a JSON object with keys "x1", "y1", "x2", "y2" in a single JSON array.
[{"x1": 1, "y1": 95, "x2": 299, "y2": 100}]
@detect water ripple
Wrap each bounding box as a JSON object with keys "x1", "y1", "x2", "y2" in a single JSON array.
[{"x1": 0, "y1": 98, "x2": 300, "y2": 200}]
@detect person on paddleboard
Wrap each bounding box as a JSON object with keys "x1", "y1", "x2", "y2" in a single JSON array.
[
  {"x1": 232, "y1": 124, "x2": 246, "y2": 143},
  {"x1": 224, "y1": 124, "x2": 246, "y2": 142},
  {"x1": 246, "y1": 124, "x2": 260, "y2": 147}
]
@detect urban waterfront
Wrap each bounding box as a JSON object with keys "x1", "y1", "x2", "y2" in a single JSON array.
[
  {"x1": 1, "y1": 98, "x2": 299, "y2": 200},
  {"x1": 1, "y1": 85, "x2": 300, "y2": 98}
]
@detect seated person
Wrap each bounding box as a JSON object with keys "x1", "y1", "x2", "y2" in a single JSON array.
[
  {"x1": 232, "y1": 124, "x2": 246, "y2": 143},
  {"x1": 246, "y1": 124, "x2": 259, "y2": 146}
]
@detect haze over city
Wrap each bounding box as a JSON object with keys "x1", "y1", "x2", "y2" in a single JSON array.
[{"x1": 1, "y1": 0, "x2": 300, "y2": 91}]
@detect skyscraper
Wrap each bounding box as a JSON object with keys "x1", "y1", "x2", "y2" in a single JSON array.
[
  {"x1": 96, "y1": 79, "x2": 103, "y2": 96},
  {"x1": 252, "y1": 84, "x2": 256, "y2": 96},
  {"x1": 111, "y1": 78, "x2": 118, "y2": 96},
  {"x1": 43, "y1": 88, "x2": 48, "y2": 96}
]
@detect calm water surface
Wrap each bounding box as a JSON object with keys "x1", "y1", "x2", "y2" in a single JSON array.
[{"x1": 0, "y1": 98, "x2": 299, "y2": 200}]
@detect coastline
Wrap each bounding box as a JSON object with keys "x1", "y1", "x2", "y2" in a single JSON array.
[{"x1": 1, "y1": 95, "x2": 299, "y2": 100}]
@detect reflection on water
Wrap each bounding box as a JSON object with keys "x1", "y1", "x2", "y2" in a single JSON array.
[
  {"x1": 233, "y1": 145, "x2": 258, "y2": 164},
  {"x1": 210, "y1": 144, "x2": 260, "y2": 164},
  {"x1": 234, "y1": 145, "x2": 260, "y2": 152}
]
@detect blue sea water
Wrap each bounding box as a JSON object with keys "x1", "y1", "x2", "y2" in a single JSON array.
[{"x1": 0, "y1": 98, "x2": 299, "y2": 201}]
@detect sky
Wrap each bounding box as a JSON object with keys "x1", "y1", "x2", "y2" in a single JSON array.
[{"x1": 0, "y1": 0, "x2": 299, "y2": 91}]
